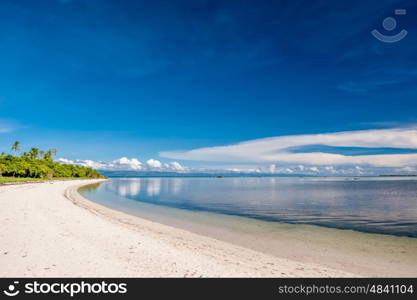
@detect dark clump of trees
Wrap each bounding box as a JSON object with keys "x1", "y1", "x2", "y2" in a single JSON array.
[{"x1": 0, "y1": 141, "x2": 104, "y2": 179}]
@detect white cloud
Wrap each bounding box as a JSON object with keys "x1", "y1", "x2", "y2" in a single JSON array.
[
  {"x1": 160, "y1": 127, "x2": 417, "y2": 167},
  {"x1": 168, "y1": 161, "x2": 185, "y2": 171},
  {"x1": 309, "y1": 166, "x2": 319, "y2": 172},
  {"x1": 225, "y1": 167, "x2": 262, "y2": 173},
  {"x1": 284, "y1": 168, "x2": 294, "y2": 173},
  {"x1": 57, "y1": 158, "x2": 106, "y2": 169},
  {"x1": 146, "y1": 159, "x2": 162, "y2": 168},
  {"x1": 397, "y1": 166, "x2": 416, "y2": 173},
  {"x1": 57, "y1": 157, "x2": 415, "y2": 176},
  {"x1": 112, "y1": 157, "x2": 143, "y2": 170},
  {"x1": 268, "y1": 164, "x2": 276, "y2": 173},
  {"x1": 57, "y1": 157, "x2": 187, "y2": 172},
  {"x1": 324, "y1": 166, "x2": 336, "y2": 174}
]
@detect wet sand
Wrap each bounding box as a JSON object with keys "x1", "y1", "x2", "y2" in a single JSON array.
[{"x1": 80, "y1": 186, "x2": 417, "y2": 277}]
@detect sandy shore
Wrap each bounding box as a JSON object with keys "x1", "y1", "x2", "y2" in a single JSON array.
[{"x1": 0, "y1": 180, "x2": 356, "y2": 277}]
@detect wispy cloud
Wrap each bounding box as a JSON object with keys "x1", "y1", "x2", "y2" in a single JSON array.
[
  {"x1": 160, "y1": 127, "x2": 417, "y2": 168},
  {"x1": 0, "y1": 119, "x2": 18, "y2": 133},
  {"x1": 0, "y1": 128, "x2": 12, "y2": 133},
  {"x1": 338, "y1": 78, "x2": 413, "y2": 93},
  {"x1": 337, "y1": 66, "x2": 417, "y2": 94}
]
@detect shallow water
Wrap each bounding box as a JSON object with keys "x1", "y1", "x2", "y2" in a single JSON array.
[{"x1": 79, "y1": 177, "x2": 417, "y2": 237}]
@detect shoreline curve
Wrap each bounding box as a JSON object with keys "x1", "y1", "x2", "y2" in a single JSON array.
[{"x1": 63, "y1": 180, "x2": 355, "y2": 277}]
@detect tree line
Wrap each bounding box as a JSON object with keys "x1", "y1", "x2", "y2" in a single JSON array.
[{"x1": 0, "y1": 141, "x2": 104, "y2": 179}]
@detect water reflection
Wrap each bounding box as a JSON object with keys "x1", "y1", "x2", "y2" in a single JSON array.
[
  {"x1": 105, "y1": 178, "x2": 141, "y2": 196},
  {"x1": 80, "y1": 177, "x2": 417, "y2": 237},
  {"x1": 169, "y1": 178, "x2": 183, "y2": 195},
  {"x1": 146, "y1": 178, "x2": 161, "y2": 196}
]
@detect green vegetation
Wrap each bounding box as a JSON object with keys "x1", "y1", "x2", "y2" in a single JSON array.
[
  {"x1": 0, "y1": 177, "x2": 90, "y2": 184},
  {"x1": 0, "y1": 141, "x2": 105, "y2": 182}
]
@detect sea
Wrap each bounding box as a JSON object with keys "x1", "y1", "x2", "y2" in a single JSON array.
[{"x1": 79, "y1": 176, "x2": 417, "y2": 238}]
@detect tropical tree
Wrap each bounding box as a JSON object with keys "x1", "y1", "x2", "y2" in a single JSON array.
[
  {"x1": 0, "y1": 163, "x2": 6, "y2": 176},
  {"x1": 44, "y1": 148, "x2": 58, "y2": 161},
  {"x1": 28, "y1": 148, "x2": 40, "y2": 160},
  {"x1": 0, "y1": 143, "x2": 104, "y2": 179},
  {"x1": 11, "y1": 141, "x2": 20, "y2": 153}
]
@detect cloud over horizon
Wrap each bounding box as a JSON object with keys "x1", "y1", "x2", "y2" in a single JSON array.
[
  {"x1": 55, "y1": 127, "x2": 417, "y2": 176},
  {"x1": 57, "y1": 157, "x2": 187, "y2": 172},
  {"x1": 160, "y1": 127, "x2": 417, "y2": 168},
  {"x1": 56, "y1": 157, "x2": 417, "y2": 176}
]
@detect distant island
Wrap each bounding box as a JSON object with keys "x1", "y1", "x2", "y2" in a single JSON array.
[
  {"x1": 0, "y1": 141, "x2": 104, "y2": 183},
  {"x1": 379, "y1": 174, "x2": 417, "y2": 177}
]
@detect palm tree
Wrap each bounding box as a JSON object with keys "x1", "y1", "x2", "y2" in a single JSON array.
[
  {"x1": 44, "y1": 148, "x2": 58, "y2": 161},
  {"x1": 11, "y1": 141, "x2": 20, "y2": 153},
  {"x1": 28, "y1": 148, "x2": 40, "y2": 160}
]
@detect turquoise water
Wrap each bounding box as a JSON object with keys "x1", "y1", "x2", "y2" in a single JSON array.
[{"x1": 79, "y1": 177, "x2": 417, "y2": 237}]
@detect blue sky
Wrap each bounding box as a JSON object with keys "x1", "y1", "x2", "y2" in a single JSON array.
[{"x1": 1, "y1": 0, "x2": 417, "y2": 174}]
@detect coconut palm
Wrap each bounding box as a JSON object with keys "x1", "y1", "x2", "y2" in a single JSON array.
[
  {"x1": 44, "y1": 148, "x2": 58, "y2": 161},
  {"x1": 28, "y1": 148, "x2": 40, "y2": 160},
  {"x1": 11, "y1": 141, "x2": 20, "y2": 153}
]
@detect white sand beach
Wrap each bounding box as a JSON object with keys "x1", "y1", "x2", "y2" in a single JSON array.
[
  {"x1": 0, "y1": 180, "x2": 417, "y2": 277},
  {"x1": 0, "y1": 179, "x2": 356, "y2": 277}
]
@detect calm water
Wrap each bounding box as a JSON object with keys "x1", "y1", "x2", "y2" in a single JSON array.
[{"x1": 79, "y1": 177, "x2": 417, "y2": 237}]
